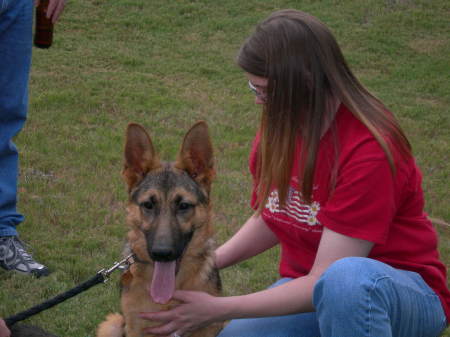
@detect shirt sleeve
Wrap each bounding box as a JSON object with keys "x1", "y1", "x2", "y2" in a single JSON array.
[{"x1": 317, "y1": 155, "x2": 397, "y2": 245}]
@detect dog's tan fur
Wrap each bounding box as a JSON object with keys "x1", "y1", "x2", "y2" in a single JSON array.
[{"x1": 96, "y1": 122, "x2": 222, "y2": 337}]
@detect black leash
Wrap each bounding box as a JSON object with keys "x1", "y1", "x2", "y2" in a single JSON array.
[{"x1": 4, "y1": 254, "x2": 134, "y2": 328}]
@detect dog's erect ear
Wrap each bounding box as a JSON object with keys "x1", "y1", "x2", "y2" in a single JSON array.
[
  {"x1": 123, "y1": 123, "x2": 161, "y2": 191},
  {"x1": 175, "y1": 121, "x2": 215, "y2": 191}
]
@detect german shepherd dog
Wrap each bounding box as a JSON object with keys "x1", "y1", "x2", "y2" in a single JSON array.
[{"x1": 96, "y1": 122, "x2": 222, "y2": 337}]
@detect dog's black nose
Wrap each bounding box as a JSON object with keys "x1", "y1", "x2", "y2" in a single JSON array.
[{"x1": 150, "y1": 247, "x2": 177, "y2": 262}]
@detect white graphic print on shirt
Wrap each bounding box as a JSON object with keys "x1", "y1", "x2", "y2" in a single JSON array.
[{"x1": 265, "y1": 187, "x2": 322, "y2": 229}]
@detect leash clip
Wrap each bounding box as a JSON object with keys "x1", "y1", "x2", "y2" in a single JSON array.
[{"x1": 99, "y1": 253, "x2": 135, "y2": 283}]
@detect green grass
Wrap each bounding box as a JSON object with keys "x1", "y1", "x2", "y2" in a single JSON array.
[{"x1": 1, "y1": 0, "x2": 449, "y2": 336}]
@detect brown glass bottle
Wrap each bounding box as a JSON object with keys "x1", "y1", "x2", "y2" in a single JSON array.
[{"x1": 34, "y1": 0, "x2": 53, "y2": 48}]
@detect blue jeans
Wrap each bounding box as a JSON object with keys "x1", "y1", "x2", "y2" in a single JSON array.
[
  {"x1": 219, "y1": 257, "x2": 447, "y2": 337},
  {"x1": 0, "y1": 0, "x2": 33, "y2": 236}
]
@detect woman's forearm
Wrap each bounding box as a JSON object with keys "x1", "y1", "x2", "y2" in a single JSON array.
[
  {"x1": 215, "y1": 213, "x2": 279, "y2": 269},
  {"x1": 216, "y1": 275, "x2": 317, "y2": 321},
  {"x1": 215, "y1": 226, "x2": 375, "y2": 321}
]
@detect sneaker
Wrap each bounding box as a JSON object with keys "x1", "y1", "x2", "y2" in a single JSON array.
[{"x1": 0, "y1": 236, "x2": 50, "y2": 277}]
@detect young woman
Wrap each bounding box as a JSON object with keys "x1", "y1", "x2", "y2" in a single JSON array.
[{"x1": 141, "y1": 9, "x2": 449, "y2": 337}]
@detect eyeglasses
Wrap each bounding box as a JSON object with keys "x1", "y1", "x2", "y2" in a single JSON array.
[{"x1": 248, "y1": 80, "x2": 267, "y2": 102}]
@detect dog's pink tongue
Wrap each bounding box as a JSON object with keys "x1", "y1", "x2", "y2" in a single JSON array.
[{"x1": 150, "y1": 261, "x2": 176, "y2": 304}]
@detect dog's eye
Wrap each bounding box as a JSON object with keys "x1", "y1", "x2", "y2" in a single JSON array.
[
  {"x1": 178, "y1": 202, "x2": 193, "y2": 211},
  {"x1": 141, "y1": 201, "x2": 154, "y2": 210}
]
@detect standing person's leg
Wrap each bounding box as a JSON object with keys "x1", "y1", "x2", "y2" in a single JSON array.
[
  {"x1": 0, "y1": 0, "x2": 30, "y2": 236},
  {"x1": 313, "y1": 257, "x2": 447, "y2": 337},
  {"x1": 218, "y1": 278, "x2": 320, "y2": 337},
  {"x1": 0, "y1": 0, "x2": 49, "y2": 277}
]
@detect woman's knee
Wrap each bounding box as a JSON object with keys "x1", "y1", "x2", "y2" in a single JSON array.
[{"x1": 312, "y1": 257, "x2": 386, "y2": 309}]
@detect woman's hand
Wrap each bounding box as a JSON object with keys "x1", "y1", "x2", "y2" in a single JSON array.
[
  {"x1": 0, "y1": 319, "x2": 11, "y2": 337},
  {"x1": 140, "y1": 290, "x2": 227, "y2": 336}
]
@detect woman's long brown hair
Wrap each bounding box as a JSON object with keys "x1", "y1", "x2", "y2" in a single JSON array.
[{"x1": 237, "y1": 9, "x2": 411, "y2": 210}]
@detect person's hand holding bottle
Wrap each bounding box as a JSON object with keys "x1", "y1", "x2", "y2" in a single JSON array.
[
  {"x1": 0, "y1": 319, "x2": 10, "y2": 337},
  {"x1": 35, "y1": 0, "x2": 66, "y2": 23}
]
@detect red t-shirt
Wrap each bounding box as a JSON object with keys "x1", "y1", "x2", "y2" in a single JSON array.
[{"x1": 249, "y1": 104, "x2": 450, "y2": 321}]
